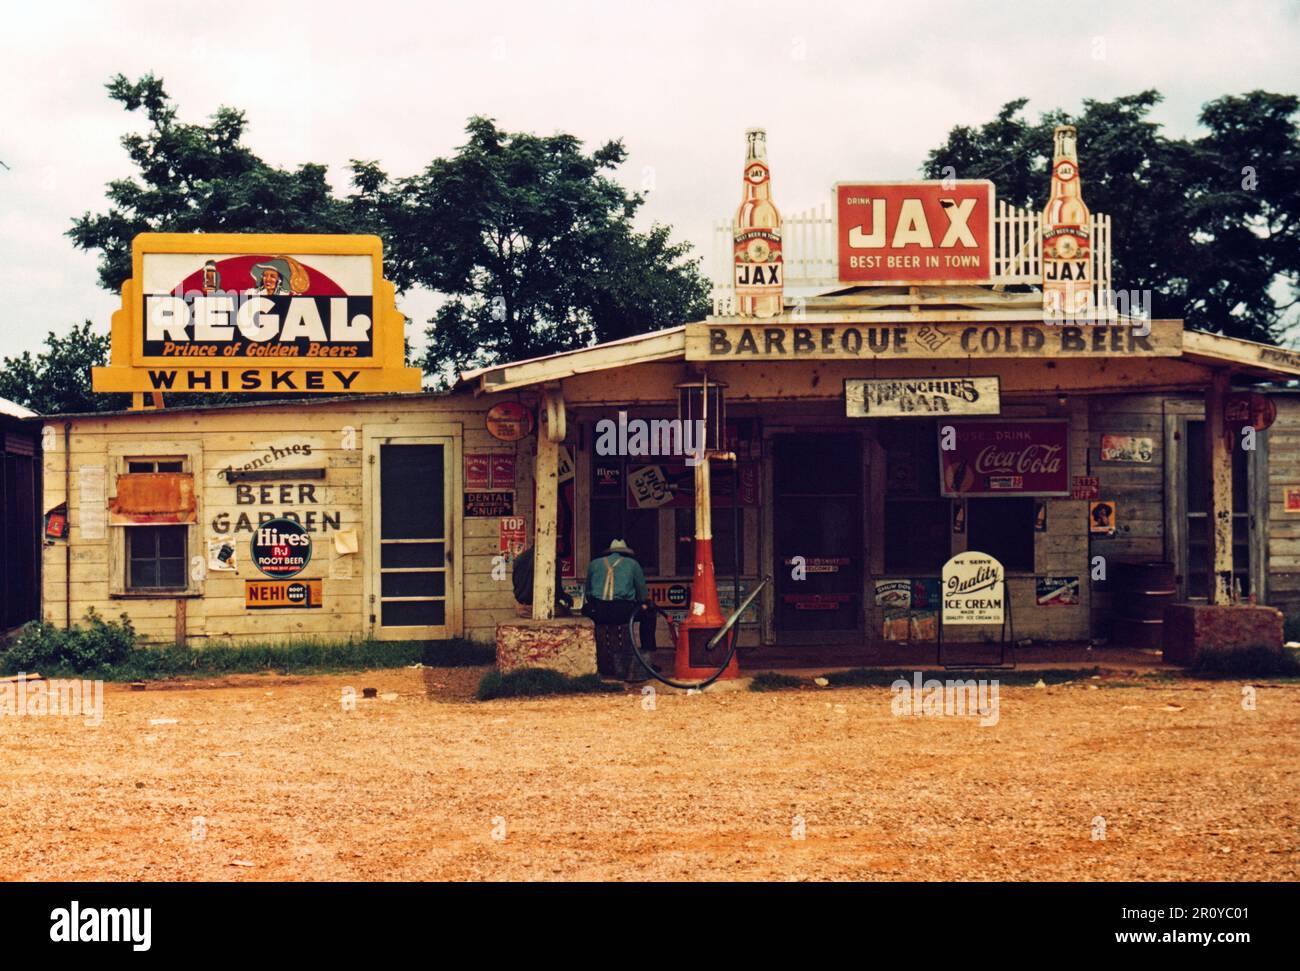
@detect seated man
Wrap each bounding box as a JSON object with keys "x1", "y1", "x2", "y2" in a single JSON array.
[
  {"x1": 511, "y1": 546, "x2": 573, "y2": 617},
  {"x1": 582, "y1": 539, "x2": 655, "y2": 681}
]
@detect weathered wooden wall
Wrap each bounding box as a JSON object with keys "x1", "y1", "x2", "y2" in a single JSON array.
[
  {"x1": 1265, "y1": 395, "x2": 1300, "y2": 620},
  {"x1": 40, "y1": 392, "x2": 521, "y2": 646}
]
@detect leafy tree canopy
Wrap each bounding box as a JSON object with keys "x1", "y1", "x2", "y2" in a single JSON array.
[
  {"x1": 68, "y1": 73, "x2": 359, "y2": 293},
  {"x1": 0, "y1": 322, "x2": 124, "y2": 414},
  {"x1": 349, "y1": 117, "x2": 711, "y2": 381},
  {"x1": 923, "y1": 90, "x2": 1300, "y2": 342}
]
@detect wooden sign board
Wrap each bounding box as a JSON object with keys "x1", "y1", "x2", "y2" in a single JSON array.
[
  {"x1": 686, "y1": 320, "x2": 1182, "y2": 361},
  {"x1": 93, "y1": 233, "x2": 423, "y2": 395},
  {"x1": 846, "y1": 377, "x2": 1000, "y2": 417}
]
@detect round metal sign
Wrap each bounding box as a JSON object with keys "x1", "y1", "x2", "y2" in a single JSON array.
[
  {"x1": 1225, "y1": 392, "x2": 1277, "y2": 432},
  {"x1": 251, "y1": 517, "x2": 312, "y2": 578},
  {"x1": 486, "y1": 401, "x2": 535, "y2": 442}
]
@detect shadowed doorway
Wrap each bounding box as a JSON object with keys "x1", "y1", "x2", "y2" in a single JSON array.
[{"x1": 772, "y1": 433, "x2": 863, "y2": 644}]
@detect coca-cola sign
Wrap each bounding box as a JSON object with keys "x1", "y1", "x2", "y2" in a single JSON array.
[{"x1": 939, "y1": 420, "x2": 1069, "y2": 497}]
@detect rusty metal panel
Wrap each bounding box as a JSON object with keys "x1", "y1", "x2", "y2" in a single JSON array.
[{"x1": 109, "y1": 473, "x2": 197, "y2": 524}]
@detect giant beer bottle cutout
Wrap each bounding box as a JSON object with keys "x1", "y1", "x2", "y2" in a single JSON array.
[
  {"x1": 733, "y1": 128, "x2": 784, "y2": 317},
  {"x1": 1041, "y1": 125, "x2": 1092, "y2": 316}
]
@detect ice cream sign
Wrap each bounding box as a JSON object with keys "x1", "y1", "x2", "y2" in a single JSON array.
[
  {"x1": 93, "y1": 234, "x2": 423, "y2": 395},
  {"x1": 836, "y1": 182, "x2": 994, "y2": 285}
]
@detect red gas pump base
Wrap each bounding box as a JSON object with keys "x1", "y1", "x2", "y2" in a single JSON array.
[{"x1": 673, "y1": 538, "x2": 740, "y2": 681}]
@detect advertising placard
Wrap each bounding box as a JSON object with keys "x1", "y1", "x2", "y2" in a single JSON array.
[
  {"x1": 92, "y1": 234, "x2": 422, "y2": 395},
  {"x1": 941, "y1": 551, "x2": 1005, "y2": 625},
  {"x1": 245, "y1": 579, "x2": 324, "y2": 609},
  {"x1": 939, "y1": 420, "x2": 1069, "y2": 497},
  {"x1": 250, "y1": 517, "x2": 313, "y2": 578},
  {"x1": 836, "y1": 181, "x2": 994, "y2": 285}
]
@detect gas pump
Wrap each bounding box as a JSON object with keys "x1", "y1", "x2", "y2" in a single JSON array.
[{"x1": 627, "y1": 375, "x2": 770, "y2": 690}]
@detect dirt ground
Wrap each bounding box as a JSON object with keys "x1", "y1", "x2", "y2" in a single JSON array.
[{"x1": 2, "y1": 665, "x2": 1297, "y2": 881}]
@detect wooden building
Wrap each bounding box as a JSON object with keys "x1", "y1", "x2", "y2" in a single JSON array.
[
  {"x1": 1, "y1": 397, "x2": 40, "y2": 633},
  {"x1": 34, "y1": 143, "x2": 1300, "y2": 663},
  {"x1": 35, "y1": 313, "x2": 1300, "y2": 662}
]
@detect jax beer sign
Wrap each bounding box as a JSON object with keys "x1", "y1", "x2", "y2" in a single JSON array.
[
  {"x1": 836, "y1": 181, "x2": 994, "y2": 285},
  {"x1": 92, "y1": 234, "x2": 423, "y2": 395},
  {"x1": 939, "y1": 419, "x2": 1069, "y2": 497}
]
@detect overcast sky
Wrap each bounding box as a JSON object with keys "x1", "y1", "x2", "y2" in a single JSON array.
[{"x1": 1, "y1": 0, "x2": 1297, "y2": 360}]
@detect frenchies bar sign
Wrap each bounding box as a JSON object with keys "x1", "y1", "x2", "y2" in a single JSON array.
[
  {"x1": 939, "y1": 420, "x2": 1069, "y2": 497},
  {"x1": 845, "y1": 377, "x2": 1000, "y2": 417},
  {"x1": 92, "y1": 233, "x2": 423, "y2": 395},
  {"x1": 836, "y1": 181, "x2": 994, "y2": 285}
]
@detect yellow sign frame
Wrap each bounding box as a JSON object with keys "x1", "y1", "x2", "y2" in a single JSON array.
[{"x1": 92, "y1": 233, "x2": 423, "y2": 396}]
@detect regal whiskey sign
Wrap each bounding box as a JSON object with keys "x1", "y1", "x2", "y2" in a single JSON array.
[{"x1": 93, "y1": 234, "x2": 423, "y2": 395}]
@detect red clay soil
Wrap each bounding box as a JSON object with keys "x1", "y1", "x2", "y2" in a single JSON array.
[{"x1": 1, "y1": 666, "x2": 1296, "y2": 881}]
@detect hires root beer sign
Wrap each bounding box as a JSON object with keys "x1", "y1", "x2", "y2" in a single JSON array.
[
  {"x1": 92, "y1": 234, "x2": 422, "y2": 395},
  {"x1": 939, "y1": 420, "x2": 1069, "y2": 497},
  {"x1": 836, "y1": 181, "x2": 994, "y2": 285}
]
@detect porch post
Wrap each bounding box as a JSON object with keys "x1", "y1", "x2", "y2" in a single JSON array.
[
  {"x1": 531, "y1": 385, "x2": 562, "y2": 620},
  {"x1": 1205, "y1": 370, "x2": 1234, "y2": 604}
]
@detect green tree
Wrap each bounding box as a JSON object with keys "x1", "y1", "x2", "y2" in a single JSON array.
[
  {"x1": 351, "y1": 117, "x2": 711, "y2": 382},
  {"x1": 0, "y1": 322, "x2": 126, "y2": 414},
  {"x1": 923, "y1": 90, "x2": 1299, "y2": 342},
  {"x1": 68, "y1": 74, "x2": 360, "y2": 292}
]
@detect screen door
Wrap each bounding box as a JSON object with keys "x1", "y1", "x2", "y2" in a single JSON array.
[{"x1": 371, "y1": 438, "x2": 454, "y2": 639}]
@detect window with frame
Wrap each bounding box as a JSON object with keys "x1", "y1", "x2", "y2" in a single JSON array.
[
  {"x1": 114, "y1": 452, "x2": 196, "y2": 595},
  {"x1": 879, "y1": 421, "x2": 950, "y2": 573},
  {"x1": 127, "y1": 525, "x2": 188, "y2": 590},
  {"x1": 127, "y1": 459, "x2": 184, "y2": 473},
  {"x1": 966, "y1": 497, "x2": 1035, "y2": 572},
  {"x1": 591, "y1": 458, "x2": 659, "y2": 576}
]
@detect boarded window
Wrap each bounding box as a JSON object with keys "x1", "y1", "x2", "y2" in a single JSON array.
[{"x1": 110, "y1": 472, "x2": 196, "y2": 525}]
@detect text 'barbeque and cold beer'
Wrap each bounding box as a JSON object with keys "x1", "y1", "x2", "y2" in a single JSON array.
[{"x1": 92, "y1": 234, "x2": 423, "y2": 395}]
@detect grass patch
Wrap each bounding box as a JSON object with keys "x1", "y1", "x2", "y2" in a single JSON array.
[
  {"x1": 1, "y1": 621, "x2": 492, "y2": 682},
  {"x1": 821, "y1": 667, "x2": 1102, "y2": 688},
  {"x1": 476, "y1": 668, "x2": 624, "y2": 701},
  {"x1": 1189, "y1": 645, "x2": 1300, "y2": 679},
  {"x1": 749, "y1": 672, "x2": 806, "y2": 692}
]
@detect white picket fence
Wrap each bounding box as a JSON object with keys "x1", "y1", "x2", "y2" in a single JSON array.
[{"x1": 712, "y1": 198, "x2": 1113, "y2": 302}]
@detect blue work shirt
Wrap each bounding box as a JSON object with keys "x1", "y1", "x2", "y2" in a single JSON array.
[{"x1": 584, "y1": 552, "x2": 648, "y2": 603}]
